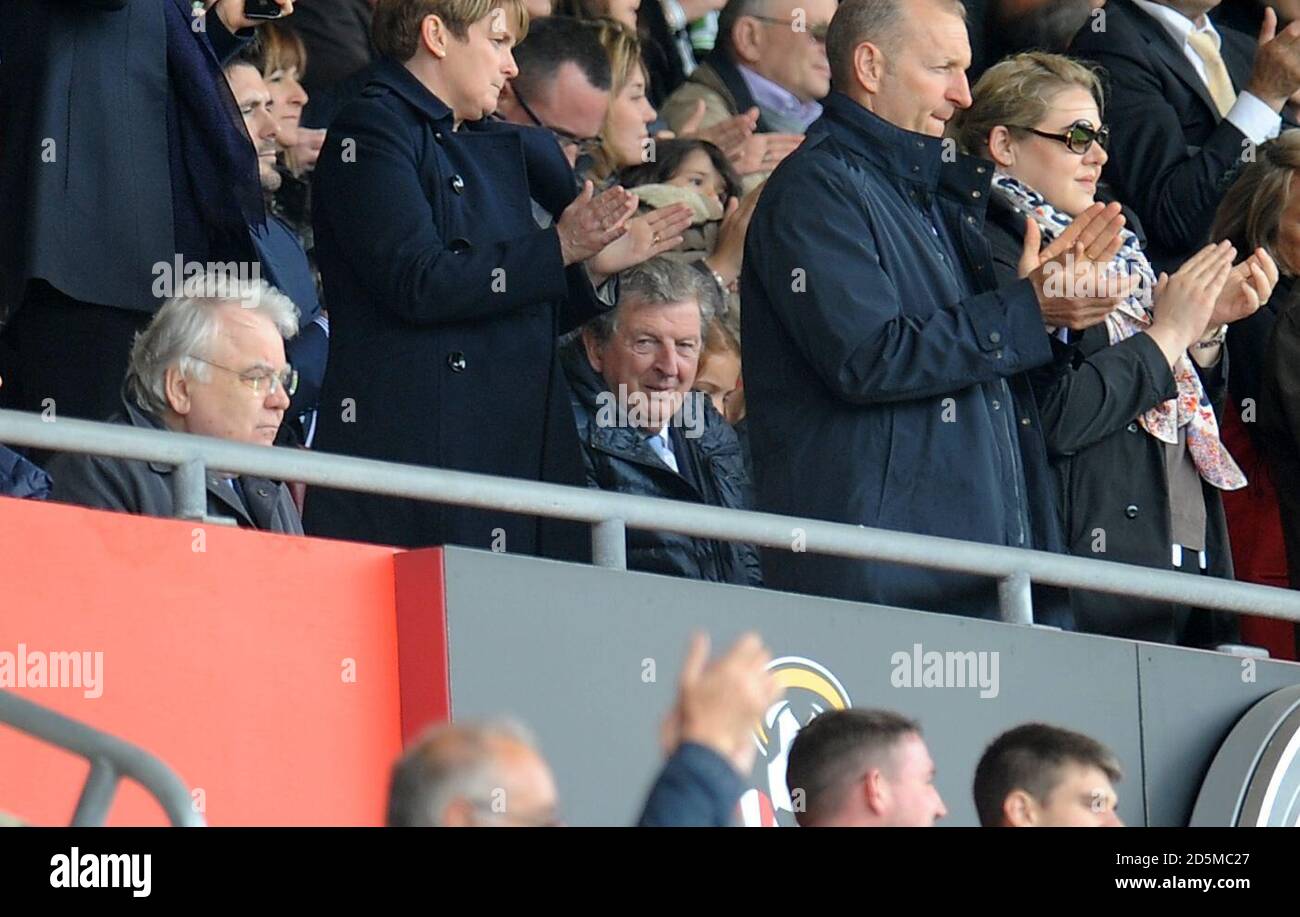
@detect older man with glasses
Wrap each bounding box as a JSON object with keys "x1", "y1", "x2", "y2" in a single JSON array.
[{"x1": 45, "y1": 274, "x2": 305, "y2": 534}]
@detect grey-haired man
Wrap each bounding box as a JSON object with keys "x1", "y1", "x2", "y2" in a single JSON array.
[{"x1": 45, "y1": 275, "x2": 304, "y2": 533}]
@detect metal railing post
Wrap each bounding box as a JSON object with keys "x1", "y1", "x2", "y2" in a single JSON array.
[
  {"x1": 4, "y1": 408, "x2": 1300, "y2": 627},
  {"x1": 592, "y1": 519, "x2": 627, "y2": 570},
  {"x1": 172, "y1": 457, "x2": 207, "y2": 521},
  {"x1": 70, "y1": 758, "x2": 118, "y2": 827},
  {"x1": 998, "y1": 571, "x2": 1034, "y2": 625}
]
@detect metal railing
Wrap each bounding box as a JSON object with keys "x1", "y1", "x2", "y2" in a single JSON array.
[
  {"x1": 0, "y1": 689, "x2": 204, "y2": 826},
  {"x1": 4, "y1": 407, "x2": 1300, "y2": 626}
]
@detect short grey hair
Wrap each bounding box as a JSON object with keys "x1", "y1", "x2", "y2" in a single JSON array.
[
  {"x1": 126, "y1": 273, "x2": 299, "y2": 417},
  {"x1": 586, "y1": 257, "x2": 717, "y2": 344},
  {"x1": 386, "y1": 719, "x2": 538, "y2": 828},
  {"x1": 827, "y1": 0, "x2": 967, "y2": 90},
  {"x1": 717, "y1": 0, "x2": 779, "y2": 57}
]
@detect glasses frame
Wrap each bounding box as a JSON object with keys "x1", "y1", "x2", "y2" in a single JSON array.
[
  {"x1": 511, "y1": 82, "x2": 604, "y2": 158},
  {"x1": 189, "y1": 356, "x2": 299, "y2": 398},
  {"x1": 744, "y1": 14, "x2": 830, "y2": 44},
  {"x1": 1012, "y1": 120, "x2": 1110, "y2": 155}
]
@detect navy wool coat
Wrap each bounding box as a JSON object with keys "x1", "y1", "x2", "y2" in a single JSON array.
[{"x1": 304, "y1": 58, "x2": 606, "y2": 557}]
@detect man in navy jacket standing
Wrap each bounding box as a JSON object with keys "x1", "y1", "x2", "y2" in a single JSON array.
[{"x1": 741, "y1": 0, "x2": 1134, "y2": 620}]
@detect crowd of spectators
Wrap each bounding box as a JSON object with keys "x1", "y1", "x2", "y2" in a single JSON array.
[{"x1": 7, "y1": 0, "x2": 1300, "y2": 822}]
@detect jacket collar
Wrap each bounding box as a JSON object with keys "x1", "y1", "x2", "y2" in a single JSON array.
[
  {"x1": 1117, "y1": 0, "x2": 1223, "y2": 118},
  {"x1": 559, "y1": 334, "x2": 727, "y2": 475},
  {"x1": 368, "y1": 56, "x2": 456, "y2": 128},
  {"x1": 693, "y1": 51, "x2": 768, "y2": 132},
  {"x1": 816, "y1": 91, "x2": 994, "y2": 201},
  {"x1": 119, "y1": 393, "x2": 278, "y2": 528}
]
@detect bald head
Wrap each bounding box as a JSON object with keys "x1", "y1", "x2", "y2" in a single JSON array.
[{"x1": 387, "y1": 721, "x2": 560, "y2": 827}]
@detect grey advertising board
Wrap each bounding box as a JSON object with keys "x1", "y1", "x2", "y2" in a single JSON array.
[{"x1": 441, "y1": 547, "x2": 1300, "y2": 827}]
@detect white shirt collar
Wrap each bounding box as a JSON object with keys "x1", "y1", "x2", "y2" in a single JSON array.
[{"x1": 1132, "y1": 0, "x2": 1221, "y2": 51}]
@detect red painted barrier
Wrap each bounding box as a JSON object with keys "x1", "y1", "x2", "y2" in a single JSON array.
[{"x1": 0, "y1": 496, "x2": 447, "y2": 826}]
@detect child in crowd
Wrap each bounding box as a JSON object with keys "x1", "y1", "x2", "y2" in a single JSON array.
[{"x1": 618, "y1": 139, "x2": 744, "y2": 319}]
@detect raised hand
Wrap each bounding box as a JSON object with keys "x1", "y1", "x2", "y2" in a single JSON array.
[
  {"x1": 586, "y1": 203, "x2": 694, "y2": 281},
  {"x1": 1210, "y1": 247, "x2": 1278, "y2": 330},
  {"x1": 1026, "y1": 202, "x2": 1140, "y2": 331},
  {"x1": 693, "y1": 108, "x2": 760, "y2": 161},
  {"x1": 1247, "y1": 7, "x2": 1300, "y2": 112},
  {"x1": 556, "y1": 182, "x2": 638, "y2": 266},
  {"x1": 732, "y1": 132, "x2": 803, "y2": 176},
  {"x1": 1146, "y1": 241, "x2": 1238, "y2": 366},
  {"x1": 703, "y1": 181, "x2": 765, "y2": 287},
  {"x1": 209, "y1": 0, "x2": 295, "y2": 32},
  {"x1": 659, "y1": 632, "x2": 784, "y2": 776}
]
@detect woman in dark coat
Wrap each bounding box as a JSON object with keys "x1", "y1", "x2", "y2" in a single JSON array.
[
  {"x1": 951, "y1": 52, "x2": 1277, "y2": 645},
  {"x1": 304, "y1": 0, "x2": 637, "y2": 557}
]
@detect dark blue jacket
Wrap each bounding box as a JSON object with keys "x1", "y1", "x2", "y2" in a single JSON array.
[
  {"x1": 304, "y1": 58, "x2": 605, "y2": 557},
  {"x1": 740, "y1": 91, "x2": 1066, "y2": 621},
  {"x1": 559, "y1": 334, "x2": 763, "y2": 586},
  {"x1": 0, "y1": 445, "x2": 51, "y2": 500},
  {"x1": 638, "y1": 743, "x2": 745, "y2": 827}
]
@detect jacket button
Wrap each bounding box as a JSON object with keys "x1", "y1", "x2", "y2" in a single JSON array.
[
  {"x1": 450, "y1": 174, "x2": 465, "y2": 194},
  {"x1": 991, "y1": 399, "x2": 1001, "y2": 411},
  {"x1": 967, "y1": 216, "x2": 977, "y2": 225},
  {"x1": 447, "y1": 351, "x2": 467, "y2": 372},
  {"x1": 449, "y1": 237, "x2": 471, "y2": 254},
  {"x1": 1125, "y1": 504, "x2": 1140, "y2": 519},
  {"x1": 972, "y1": 190, "x2": 982, "y2": 199},
  {"x1": 989, "y1": 331, "x2": 1002, "y2": 344},
  {"x1": 434, "y1": 131, "x2": 445, "y2": 143},
  {"x1": 1020, "y1": 417, "x2": 1031, "y2": 427},
  {"x1": 1127, "y1": 422, "x2": 1139, "y2": 433},
  {"x1": 257, "y1": 487, "x2": 269, "y2": 498}
]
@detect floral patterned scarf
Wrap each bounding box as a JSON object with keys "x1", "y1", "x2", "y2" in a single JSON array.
[{"x1": 992, "y1": 173, "x2": 1245, "y2": 491}]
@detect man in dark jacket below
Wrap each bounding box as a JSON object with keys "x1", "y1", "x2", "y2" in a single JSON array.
[
  {"x1": 45, "y1": 275, "x2": 304, "y2": 534},
  {"x1": 741, "y1": 0, "x2": 1135, "y2": 620},
  {"x1": 562, "y1": 258, "x2": 762, "y2": 585},
  {"x1": 387, "y1": 631, "x2": 782, "y2": 826}
]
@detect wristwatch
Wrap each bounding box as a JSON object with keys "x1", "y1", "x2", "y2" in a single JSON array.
[{"x1": 1193, "y1": 324, "x2": 1228, "y2": 350}]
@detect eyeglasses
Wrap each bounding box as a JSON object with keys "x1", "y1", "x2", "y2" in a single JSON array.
[
  {"x1": 190, "y1": 357, "x2": 299, "y2": 398},
  {"x1": 745, "y1": 15, "x2": 830, "y2": 44},
  {"x1": 1013, "y1": 120, "x2": 1110, "y2": 155},
  {"x1": 511, "y1": 83, "x2": 604, "y2": 157}
]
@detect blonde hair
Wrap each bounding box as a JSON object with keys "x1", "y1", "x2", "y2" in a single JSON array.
[
  {"x1": 256, "y1": 20, "x2": 307, "y2": 79},
  {"x1": 1211, "y1": 131, "x2": 1300, "y2": 276},
  {"x1": 949, "y1": 51, "x2": 1104, "y2": 157},
  {"x1": 587, "y1": 19, "x2": 646, "y2": 181},
  {"x1": 372, "y1": 0, "x2": 530, "y2": 61}
]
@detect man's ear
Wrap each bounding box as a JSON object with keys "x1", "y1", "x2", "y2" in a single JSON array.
[
  {"x1": 862, "y1": 768, "x2": 889, "y2": 816},
  {"x1": 164, "y1": 365, "x2": 192, "y2": 417},
  {"x1": 731, "y1": 17, "x2": 764, "y2": 66},
  {"x1": 581, "y1": 328, "x2": 604, "y2": 374},
  {"x1": 987, "y1": 125, "x2": 1016, "y2": 168},
  {"x1": 420, "y1": 13, "x2": 450, "y2": 59},
  {"x1": 854, "y1": 41, "x2": 887, "y2": 95},
  {"x1": 1002, "y1": 789, "x2": 1037, "y2": 827},
  {"x1": 441, "y1": 798, "x2": 477, "y2": 828}
]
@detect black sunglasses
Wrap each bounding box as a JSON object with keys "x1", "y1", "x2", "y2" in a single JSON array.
[
  {"x1": 1014, "y1": 120, "x2": 1110, "y2": 155},
  {"x1": 511, "y1": 82, "x2": 603, "y2": 156}
]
